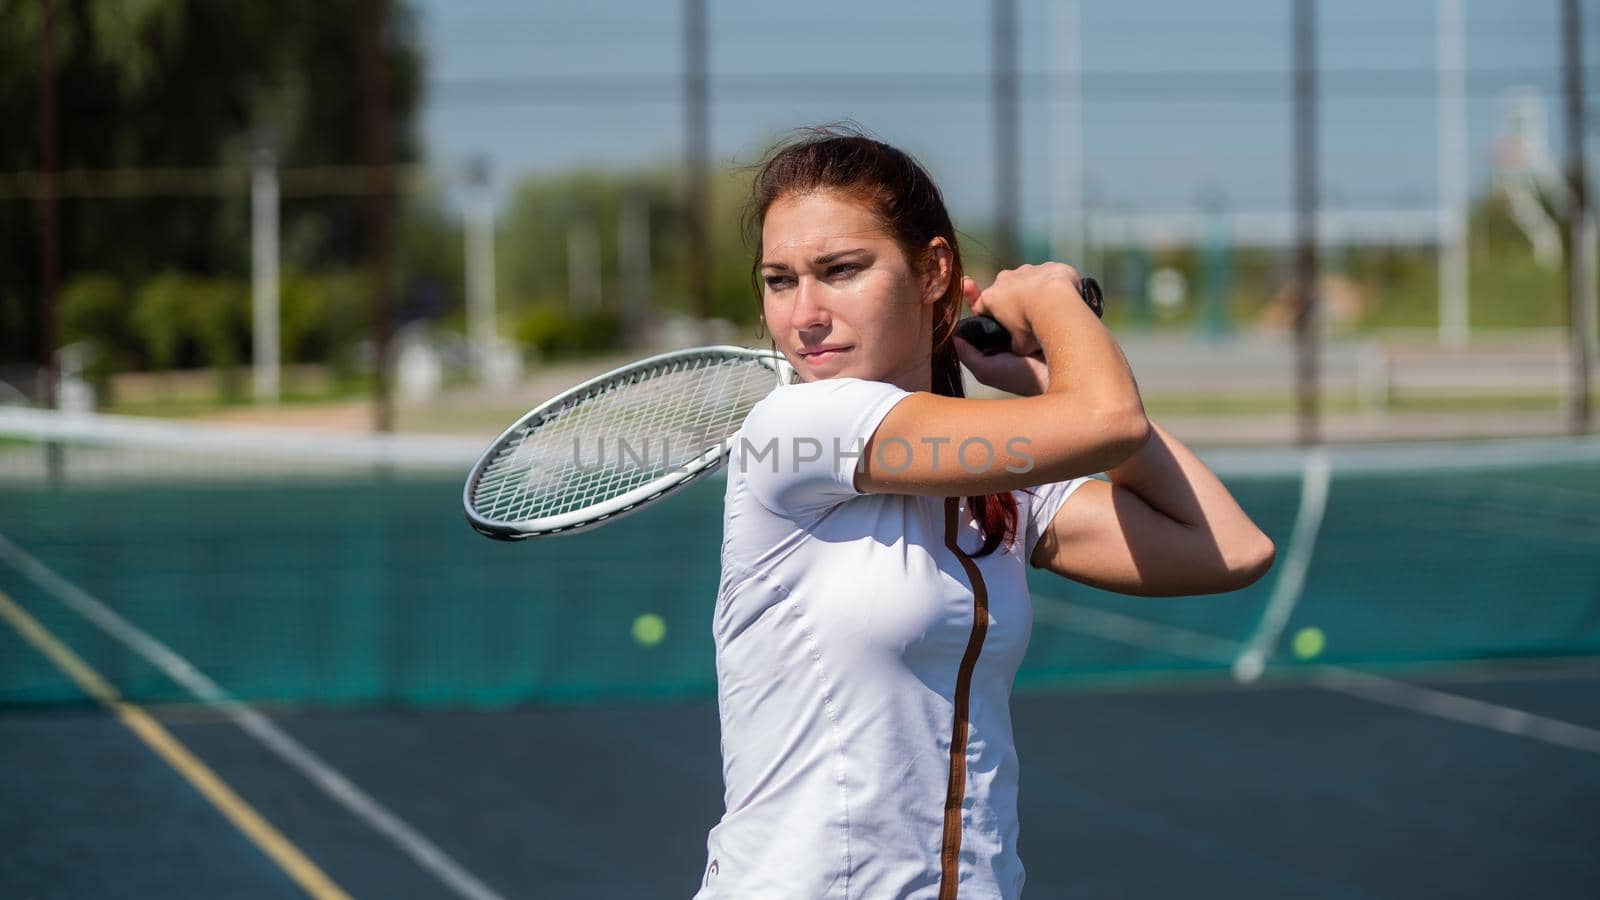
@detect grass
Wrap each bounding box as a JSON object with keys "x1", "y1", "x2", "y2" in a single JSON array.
[
  {"x1": 1091, "y1": 229, "x2": 1573, "y2": 337},
  {"x1": 1356, "y1": 243, "x2": 1569, "y2": 332},
  {"x1": 100, "y1": 366, "x2": 376, "y2": 418}
]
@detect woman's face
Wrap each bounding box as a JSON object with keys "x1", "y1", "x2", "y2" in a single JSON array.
[{"x1": 759, "y1": 189, "x2": 945, "y2": 391}]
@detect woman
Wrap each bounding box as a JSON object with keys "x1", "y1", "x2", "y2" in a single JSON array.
[{"x1": 697, "y1": 127, "x2": 1275, "y2": 899}]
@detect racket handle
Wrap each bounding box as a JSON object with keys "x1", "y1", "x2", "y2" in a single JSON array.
[{"x1": 955, "y1": 275, "x2": 1105, "y2": 355}]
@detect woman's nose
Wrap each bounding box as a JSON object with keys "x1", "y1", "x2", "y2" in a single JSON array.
[{"x1": 789, "y1": 278, "x2": 829, "y2": 331}]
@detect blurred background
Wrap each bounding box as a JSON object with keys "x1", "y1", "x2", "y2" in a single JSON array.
[
  {"x1": 2, "y1": 1, "x2": 1597, "y2": 898},
  {"x1": 1, "y1": 0, "x2": 1596, "y2": 438}
]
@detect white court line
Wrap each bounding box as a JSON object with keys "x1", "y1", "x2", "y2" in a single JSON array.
[
  {"x1": 1232, "y1": 448, "x2": 1332, "y2": 684},
  {"x1": 0, "y1": 533, "x2": 507, "y2": 900},
  {"x1": 1309, "y1": 666, "x2": 1600, "y2": 756},
  {"x1": 1030, "y1": 594, "x2": 1238, "y2": 665},
  {"x1": 1031, "y1": 591, "x2": 1600, "y2": 757}
]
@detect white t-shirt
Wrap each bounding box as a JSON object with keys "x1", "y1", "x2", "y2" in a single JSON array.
[{"x1": 696, "y1": 377, "x2": 1093, "y2": 899}]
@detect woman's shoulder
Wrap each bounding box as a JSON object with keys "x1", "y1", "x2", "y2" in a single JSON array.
[
  {"x1": 729, "y1": 377, "x2": 912, "y2": 520},
  {"x1": 746, "y1": 376, "x2": 909, "y2": 420},
  {"x1": 737, "y1": 376, "x2": 911, "y2": 449}
]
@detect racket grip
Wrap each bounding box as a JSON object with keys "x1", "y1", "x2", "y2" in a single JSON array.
[{"x1": 955, "y1": 275, "x2": 1105, "y2": 355}]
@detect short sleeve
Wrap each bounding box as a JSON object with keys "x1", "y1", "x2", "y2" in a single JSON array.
[
  {"x1": 1023, "y1": 474, "x2": 1098, "y2": 564},
  {"x1": 731, "y1": 377, "x2": 911, "y2": 518}
]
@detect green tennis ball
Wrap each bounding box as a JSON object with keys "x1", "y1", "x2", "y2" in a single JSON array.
[
  {"x1": 632, "y1": 613, "x2": 667, "y2": 647},
  {"x1": 1291, "y1": 626, "x2": 1326, "y2": 660}
]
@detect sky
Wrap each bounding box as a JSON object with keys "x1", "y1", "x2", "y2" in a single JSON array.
[{"x1": 411, "y1": 0, "x2": 1596, "y2": 235}]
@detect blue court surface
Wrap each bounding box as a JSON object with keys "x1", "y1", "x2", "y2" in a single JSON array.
[{"x1": 4, "y1": 644, "x2": 1596, "y2": 897}]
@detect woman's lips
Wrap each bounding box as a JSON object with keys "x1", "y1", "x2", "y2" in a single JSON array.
[{"x1": 798, "y1": 346, "x2": 850, "y2": 364}]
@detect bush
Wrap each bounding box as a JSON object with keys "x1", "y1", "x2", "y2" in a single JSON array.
[
  {"x1": 280, "y1": 270, "x2": 369, "y2": 371},
  {"x1": 514, "y1": 306, "x2": 623, "y2": 359},
  {"x1": 129, "y1": 272, "x2": 250, "y2": 396},
  {"x1": 35, "y1": 265, "x2": 471, "y2": 409},
  {"x1": 60, "y1": 274, "x2": 132, "y2": 401}
]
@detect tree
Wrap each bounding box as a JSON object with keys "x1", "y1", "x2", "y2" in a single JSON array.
[
  {"x1": 496, "y1": 163, "x2": 766, "y2": 350},
  {"x1": 0, "y1": 0, "x2": 426, "y2": 368}
]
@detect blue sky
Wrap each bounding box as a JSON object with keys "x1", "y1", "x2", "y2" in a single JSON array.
[{"x1": 412, "y1": 0, "x2": 1594, "y2": 232}]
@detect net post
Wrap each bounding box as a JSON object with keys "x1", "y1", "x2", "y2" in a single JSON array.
[
  {"x1": 38, "y1": 0, "x2": 63, "y2": 485},
  {"x1": 1292, "y1": 0, "x2": 1322, "y2": 448},
  {"x1": 360, "y1": 0, "x2": 396, "y2": 434},
  {"x1": 1562, "y1": 0, "x2": 1593, "y2": 433},
  {"x1": 251, "y1": 132, "x2": 281, "y2": 405}
]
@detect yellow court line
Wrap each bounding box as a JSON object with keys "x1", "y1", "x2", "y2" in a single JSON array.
[{"x1": 0, "y1": 590, "x2": 351, "y2": 900}]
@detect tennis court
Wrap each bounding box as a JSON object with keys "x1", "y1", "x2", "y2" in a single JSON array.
[
  {"x1": 8, "y1": 0, "x2": 1599, "y2": 896},
  {"x1": 3, "y1": 408, "x2": 1598, "y2": 898}
]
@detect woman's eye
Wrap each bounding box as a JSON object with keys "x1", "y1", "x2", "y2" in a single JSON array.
[
  {"x1": 827, "y1": 264, "x2": 860, "y2": 279},
  {"x1": 763, "y1": 275, "x2": 794, "y2": 289}
]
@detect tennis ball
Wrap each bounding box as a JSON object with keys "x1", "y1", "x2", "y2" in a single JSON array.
[
  {"x1": 632, "y1": 613, "x2": 667, "y2": 647},
  {"x1": 1291, "y1": 626, "x2": 1326, "y2": 660}
]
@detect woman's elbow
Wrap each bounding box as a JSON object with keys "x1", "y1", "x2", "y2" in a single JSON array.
[
  {"x1": 1119, "y1": 412, "x2": 1152, "y2": 452},
  {"x1": 1228, "y1": 535, "x2": 1277, "y2": 589},
  {"x1": 1092, "y1": 409, "x2": 1151, "y2": 467}
]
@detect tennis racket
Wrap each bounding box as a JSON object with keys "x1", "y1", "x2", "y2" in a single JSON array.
[
  {"x1": 953, "y1": 275, "x2": 1104, "y2": 353},
  {"x1": 464, "y1": 275, "x2": 1105, "y2": 540},
  {"x1": 463, "y1": 346, "x2": 788, "y2": 539}
]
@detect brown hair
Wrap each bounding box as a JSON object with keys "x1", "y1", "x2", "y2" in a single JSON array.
[{"x1": 744, "y1": 124, "x2": 1019, "y2": 557}]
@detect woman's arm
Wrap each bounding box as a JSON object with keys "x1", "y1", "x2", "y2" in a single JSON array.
[
  {"x1": 1030, "y1": 419, "x2": 1277, "y2": 597},
  {"x1": 857, "y1": 263, "x2": 1149, "y2": 497}
]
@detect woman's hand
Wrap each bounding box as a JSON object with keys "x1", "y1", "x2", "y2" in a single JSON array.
[
  {"x1": 962, "y1": 263, "x2": 1088, "y2": 356},
  {"x1": 954, "y1": 327, "x2": 1050, "y2": 399},
  {"x1": 857, "y1": 260, "x2": 1146, "y2": 498},
  {"x1": 952, "y1": 266, "x2": 1088, "y2": 396},
  {"x1": 955, "y1": 346, "x2": 1049, "y2": 396}
]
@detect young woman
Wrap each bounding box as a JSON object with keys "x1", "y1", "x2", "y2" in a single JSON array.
[{"x1": 696, "y1": 127, "x2": 1275, "y2": 899}]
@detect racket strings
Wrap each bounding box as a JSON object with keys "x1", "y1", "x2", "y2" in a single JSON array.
[
  {"x1": 469, "y1": 354, "x2": 776, "y2": 525},
  {"x1": 533, "y1": 358, "x2": 765, "y2": 516}
]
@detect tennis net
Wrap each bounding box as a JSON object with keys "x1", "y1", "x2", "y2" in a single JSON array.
[{"x1": 1, "y1": 406, "x2": 1597, "y2": 708}]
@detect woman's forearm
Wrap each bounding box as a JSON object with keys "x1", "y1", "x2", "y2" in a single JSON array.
[
  {"x1": 1105, "y1": 418, "x2": 1273, "y2": 559},
  {"x1": 1032, "y1": 282, "x2": 1146, "y2": 421}
]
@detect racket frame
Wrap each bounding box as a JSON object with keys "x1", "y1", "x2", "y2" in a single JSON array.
[{"x1": 463, "y1": 345, "x2": 787, "y2": 540}]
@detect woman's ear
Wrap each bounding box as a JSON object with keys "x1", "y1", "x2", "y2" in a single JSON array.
[{"x1": 921, "y1": 237, "x2": 953, "y2": 305}]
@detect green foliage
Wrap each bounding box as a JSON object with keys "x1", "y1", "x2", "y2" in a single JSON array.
[
  {"x1": 55, "y1": 268, "x2": 371, "y2": 400},
  {"x1": 514, "y1": 306, "x2": 623, "y2": 359},
  {"x1": 1, "y1": 0, "x2": 426, "y2": 366},
  {"x1": 61, "y1": 274, "x2": 129, "y2": 351},
  {"x1": 707, "y1": 167, "x2": 764, "y2": 324},
  {"x1": 395, "y1": 189, "x2": 466, "y2": 324},
  {"x1": 129, "y1": 272, "x2": 249, "y2": 396},
  {"x1": 60, "y1": 273, "x2": 131, "y2": 399},
  {"x1": 499, "y1": 168, "x2": 664, "y2": 314},
  {"x1": 1330, "y1": 193, "x2": 1566, "y2": 332},
  {"x1": 1082, "y1": 188, "x2": 1570, "y2": 335},
  {"x1": 1353, "y1": 243, "x2": 1564, "y2": 331},
  {"x1": 280, "y1": 270, "x2": 370, "y2": 370},
  {"x1": 497, "y1": 165, "x2": 763, "y2": 336}
]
